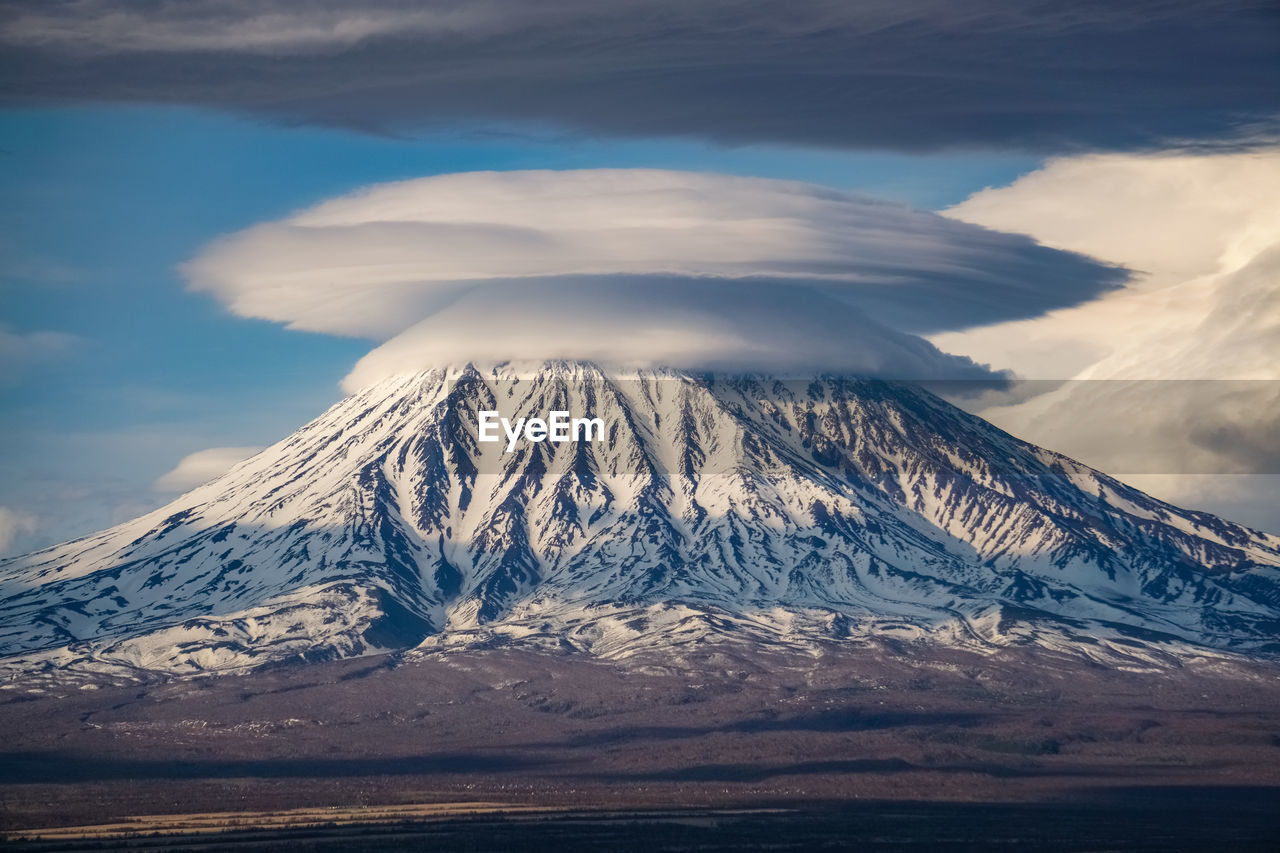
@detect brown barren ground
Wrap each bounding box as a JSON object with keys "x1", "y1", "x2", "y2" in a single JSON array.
[{"x1": 1, "y1": 642, "x2": 1279, "y2": 844}]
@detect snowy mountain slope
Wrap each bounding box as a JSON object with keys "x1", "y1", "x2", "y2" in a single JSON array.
[{"x1": 2, "y1": 361, "x2": 1279, "y2": 680}]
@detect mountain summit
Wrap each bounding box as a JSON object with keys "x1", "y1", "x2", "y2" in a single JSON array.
[{"x1": 3, "y1": 362, "x2": 1279, "y2": 681}]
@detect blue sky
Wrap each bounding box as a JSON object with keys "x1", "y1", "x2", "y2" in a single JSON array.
[{"x1": 0, "y1": 105, "x2": 1042, "y2": 554}]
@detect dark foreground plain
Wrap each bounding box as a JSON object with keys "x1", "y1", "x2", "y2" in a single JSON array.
[
  {"x1": 2, "y1": 643, "x2": 1279, "y2": 850},
  {"x1": 4, "y1": 799, "x2": 1280, "y2": 852}
]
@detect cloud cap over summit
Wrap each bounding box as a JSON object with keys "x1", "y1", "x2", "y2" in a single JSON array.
[{"x1": 181, "y1": 169, "x2": 1125, "y2": 386}]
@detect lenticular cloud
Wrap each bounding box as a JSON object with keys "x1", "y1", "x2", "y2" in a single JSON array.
[{"x1": 182, "y1": 169, "x2": 1124, "y2": 388}]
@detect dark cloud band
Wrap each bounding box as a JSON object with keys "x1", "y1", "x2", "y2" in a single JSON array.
[{"x1": 3, "y1": 0, "x2": 1277, "y2": 152}]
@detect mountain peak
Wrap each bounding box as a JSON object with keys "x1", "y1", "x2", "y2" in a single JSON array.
[{"x1": 3, "y1": 365, "x2": 1278, "y2": 683}]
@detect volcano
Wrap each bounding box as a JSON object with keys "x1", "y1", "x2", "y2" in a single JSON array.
[{"x1": 2, "y1": 362, "x2": 1279, "y2": 682}]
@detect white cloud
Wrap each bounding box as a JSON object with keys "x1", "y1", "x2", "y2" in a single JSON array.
[
  {"x1": 934, "y1": 149, "x2": 1280, "y2": 379},
  {"x1": 155, "y1": 446, "x2": 265, "y2": 493},
  {"x1": 183, "y1": 168, "x2": 1119, "y2": 387},
  {"x1": 934, "y1": 149, "x2": 1280, "y2": 532},
  {"x1": 342, "y1": 278, "x2": 999, "y2": 391},
  {"x1": 947, "y1": 150, "x2": 1280, "y2": 286},
  {"x1": 0, "y1": 506, "x2": 38, "y2": 555},
  {"x1": 0, "y1": 324, "x2": 78, "y2": 386}
]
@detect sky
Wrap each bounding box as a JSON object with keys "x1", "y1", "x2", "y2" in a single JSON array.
[{"x1": 1, "y1": 1, "x2": 1278, "y2": 554}]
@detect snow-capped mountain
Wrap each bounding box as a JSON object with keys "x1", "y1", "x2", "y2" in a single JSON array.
[{"x1": 2, "y1": 361, "x2": 1279, "y2": 680}]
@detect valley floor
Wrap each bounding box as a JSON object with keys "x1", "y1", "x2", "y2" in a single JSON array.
[{"x1": 2, "y1": 644, "x2": 1279, "y2": 849}]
